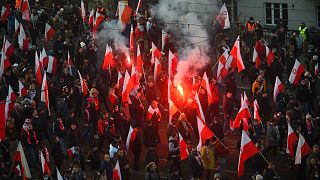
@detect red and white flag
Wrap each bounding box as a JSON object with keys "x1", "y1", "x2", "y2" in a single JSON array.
[
  {"x1": 67, "y1": 51, "x2": 73, "y2": 76},
  {"x1": 77, "y1": 70, "x2": 88, "y2": 96},
  {"x1": 80, "y1": 0, "x2": 87, "y2": 22},
  {"x1": 130, "y1": 24, "x2": 134, "y2": 52},
  {"x1": 253, "y1": 100, "x2": 261, "y2": 123},
  {"x1": 129, "y1": 65, "x2": 140, "y2": 95},
  {"x1": 121, "y1": 70, "x2": 131, "y2": 105},
  {"x1": 146, "y1": 105, "x2": 161, "y2": 121},
  {"x1": 169, "y1": 99, "x2": 179, "y2": 124},
  {"x1": 18, "y1": 25, "x2": 29, "y2": 51},
  {"x1": 230, "y1": 36, "x2": 245, "y2": 72},
  {"x1": 217, "y1": 49, "x2": 232, "y2": 83},
  {"x1": 40, "y1": 47, "x2": 48, "y2": 68},
  {"x1": 40, "y1": 151, "x2": 51, "y2": 176},
  {"x1": 14, "y1": 141, "x2": 32, "y2": 179},
  {"x1": 295, "y1": 133, "x2": 311, "y2": 164},
  {"x1": 266, "y1": 46, "x2": 274, "y2": 67},
  {"x1": 238, "y1": 130, "x2": 259, "y2": 176},
  {"x1": 232, "y1": 98, "x2": 251, "y2": 130},
  {"x1": 117, "y1": 71, "x2": 124, "y2": 88},
  {"x1": 3, "y1": 37, "x2": 15, "y2": 58},
  {"x1": 0, "y1": 102, "x2": 5, "y2": 140},
  {"x1": 152, "y1": 42, "x2": 161, "y2": 63},
  {"x1": 162, "y1": 30, "x2": 169, "y2": 51},
  {"x1": 117, "y1": 1, "x2": 132, "y2": 27},
  {"x1": 154, "y1": 57, "x2": 162, "y2": 82},
  {"x1": 168, "y1": 50, "x2": 178, "y2": 78},
  {"x1": 135, "y1": 0, "x2": 142, "y2": 14},
  {"x1": 18, "y1": 80, "x2": 27, "y2": 97},
  {"x1": 113, "y1": 160, "x2": 122, "y2": 180},
  {"x1": 273, "y1": 76, "x2": 285, "y2": 102},
  {"x1": 289, "y1": 59, "x2": 304, "y2": 85},
  {"x1": 136, "y1": 45, "x2": 144, "y2": 75},
  {"x1": 66, "y1": 147, "x2": 76, "y2": 157},
  {"x1": 13, "y1": 164, "x2": 22, "y2": 176},
  {"x1": 196, "y1": 116, "x2": 214, "y2": 151},
  {"x1": 35, "y1": 52, "x2": 43, "y2": 85},
  {"x1": 1, "y1": 4, "x2": 10, "y2": 23},
  {"x1": 201, "y1": 72, "x2": 213, "y2": 105},
  {"x1": 194, "y1": 93, "x2": 206, "y2": 123},
  {"x1": 252, "y1": 47, "x2": 261, "y2": 68},
  {"x1": 315, "y1": 63, "x2": 318, "y2": 76},
  {"x1": 56, "y1": 167, "x2": 63, "y2": 180},
  {"x1": 15, "y1": 18, "x2": 20, "y2": 34},
  {"x1": 41, "y1": 72, "x2": 50, "y2": 114},
  {"x1": 46, "y1": 55, "x2": 57, "y2": 74},
  {"x1": 101, "y1": 45, "x2": 114, "y2": 71},
  {"x1": 5, "y1": 85, "x2": 17, "y2": 120},
  {"x1": 0, "y1": 51, "x2": 6, "y2": 77},
  {"x1": 21, "y1": 0, "x2": 30, "y2": 21},
  {"x1": 286, "y1": 123, "x2": 298, "y2": 158},
  {"x1": 178, "y1": 132, "x2": 189, "y2": 160},
  {"x1": 126, "y1": 126, "x2": 137, "y2": 150},
  {"x1": 45, "y1": 23, "x2": 55, "y2": 42},
  {"x1": 215, "y1": 3, "x2": 230, "y2": 29},
  {"x1": 88, "y1": 9, "x2": 94, "y2": 26}
]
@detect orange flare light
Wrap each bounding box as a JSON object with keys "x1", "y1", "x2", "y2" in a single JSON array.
[
  {"x1": 177, "y1": 84, "x2": 184, "y2": 96},
  {"x1": 127, "y1": 57, "x2": 131, "y2": 64}
]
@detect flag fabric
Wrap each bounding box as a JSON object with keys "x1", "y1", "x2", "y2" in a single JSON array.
[
  {"x1": 168, "y1": 50, "x2": 178, "y2": 77},
  {"x1": 273, "y1": 76, "x2": 285, "y2": 102},
  {"x1": 80, "y1": 0, "x2": 87, "y2": 22},
  {"x1": 117, "y1": 71, "x2": 124, "y2": 88},
  {"x1": 126, "y1": 126, "x2": 137, "y2": 150},
  {"x1": 129, "y1": 65, "x2": 140, "y2": 96},
  {"x1": 196, "y1": 116, "x2": 214, "y2": 151},
  {"x1": 295, "y1": 133, "x2": 311, "y2": 164},
  {"x1": 66, "y1": 147, "x2": 76, "y2": 157},
  {"x1": 178, "y1": 132, "x2": 189, "y2": 160},
  {"x1": 56, "y1": 167, "x2": 64, "y2": 180},
  {"x1": 88, "y1": 9, "x2": 94, "y2": 26},
  {"x1": 154, "y1": 57, "x2": 162, "y2": 82},
  {"x1": 121, "y1": 70, "x2": 131, "y2": 105},
  {"x1": 202, "y1": 72, "x2": 213, "y2": 105},
  {"x1": 0, "y1": 102, "x2": 5, "y2": 140},
  {"x1": 136, "y1": 45, "x2": 144, "y2": 75},
  {"x1": 113, "y1": 160, "x2": 122, "y2": 180},
  {"x1": 18, "y1": 25, "x2": 29, "y2": 51},
  {"x1": 117, "y1": 1, "x2": 132, "y2": 26},
  {"x1": 77, "y1": 70, "x2": 88, "y2": 96},
  {"x1": 194, "y1": 93, "x2": 206, "y2": 123},
  {"x1": 40, "y1": 48, "x2": 48, "y2": 68},
  {"x1": 46, "y1": 55, "x2": 57, "y2": 74},
  {"x1": 44, "y1": 23, "x2": 55, "y2": 42},
  {"x1": 152, "y1": 42, "x2": 161, "y2": 63},
  {"x1": 35, "y1": 52, "x2": 43, "y2": 85},
  {"x1": 238, "y1": 130, "x2": 259, "y2": 176},
  {"x1": 67, "y1": 51, "x2": 73, "y2": 76},
  {"x1": 101, "y1": 45, "x2": 114, "y2": 71},
  {"x1": 41, "y1": 72, "x2": 50, "y2": 113},
  {"x1": 5, "y1": 85, "x2": 17, "y2": 120},
  {"x1": 13, "y1": 164, "x2": 22, "y2": 176},
  {"x1": 168, "y1": 99, "x2": 179, "y2": 124},
  {"x1": 217, "y1": 49, "x2": 233, "y2": 83},
  {"x1": 14, "y1": 141, "x2": 32, "y2": 179},
  {"x1": 1, "y1": 4, "x2": 10, "y2": 23},
  {"x1": 18, "y1": 80, "x2": 27, "y2": 97},
  {"x1": 162, "y1": 30, "x2": 169, "y2": 51},
  {"x1": 286, "y1": 123, "x2": 298, "y2": 158},
  {"x1": 21, "y1": 0, "x2": 30, "y2": 21},
  {"x1": 252, "y1": 47, "x2": 261, "y2": 68},
  {"x1": 146, "y1": 105, "x2": 161, "y2": 121},
  {"x1": 3, "y1": 37, "x2": 15, "y2": 58},
  {"x1": 253, "y1": 100, "x2": 261, "y2": 123},
  {"x1": 0, "y1": 42, "x2": 12, "y2": 71},
  {"x1": 266, "y1": 46, "x2": 274, "y2": 67},
  {"x1": 15, "y1": 18, "x2": 20, "y2": 34},
  {"x1": 135, "y1": 0, "x2": 142, "y2": 14},
  {"x1": 315, "y1": 63, "x2": 319, "y2": 76},
  {"x1": 232, "y1": 99, "x2": 251, "y2": 129},
  {"x1": 230, "y1": 36, "x2": 245, "y2": 72},
  {"x1": 289, "y1": 59, "x2": 304, "y2": 85},
  {"x1": 40, "y1": 151, "x2": 51, "y2": 176},
  {"x1": 0, "y1": 51, "x2": 6, "y2": 77},
  {"x1": 130, "y1": 25, "x2": 134, "y2": 52},
  {"x1": 216, "y1": 3, "x2": 230, "y2": 29}
]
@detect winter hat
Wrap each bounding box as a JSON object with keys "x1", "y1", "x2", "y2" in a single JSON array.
[
  {"x1": 256, "y1": 174, "x2": 264, "y2": 180},
  {"x1": 313, "y1": 55, "x2": 318, "y2": 61}
]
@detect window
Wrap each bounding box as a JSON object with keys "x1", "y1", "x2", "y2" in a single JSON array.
[{"x1": 265, "y1": 3, "x2": 288, "y2": 25}]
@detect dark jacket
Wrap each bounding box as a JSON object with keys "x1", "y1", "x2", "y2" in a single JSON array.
[{"x1": 100, "y1": 160, "x2": 113, "y2": 180}]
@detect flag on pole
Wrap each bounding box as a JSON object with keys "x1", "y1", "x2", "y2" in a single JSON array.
[
  {"x1": 80, "y1": 0, "x2": 87, "y2": 22},
  {"x1": 88, "y1": 9, "x2": 94, "y2": 26},
  {"x1": 21, "y1": 0, "x2": 30, "y2": 21},
  {"x1": 253, "y1": 100, "x2": 261, "y2": 123},
  {"x1": 1, "y1": 4, "x2": 10, "y2": 23},
  {"x1": 18, "y1": 80, "x2": 27, "y2": 97},
  {"x1": 202, "y1": 72, "x2": 213, "y2": 105},
  {"x1": 286, "y1": 123, "x2": 298, "y2": 157},
  {"x1": 136, "y1": 45, "x2": 144, "y2": 75},
  {"x1": 273, "y1": 76, "x2": 285, "y2": 102},
  {"x1": 77, "y1": 70, "x2": 88, "y2": 96},
  {"x1": 14, "y1": 141, "x2": 32, "y2": 179},
  {"x1": 40, "y1": 151, "x2": 51, "y2": 176},
  {"x1": 66, "y1": 147, "x2": 76, "y2": 157},
  {"x1": 46, "y1": 55, "x2": 57, "y2": 74},
  {"x1": 5, "y1": 85, "x2": 17, "y2": 120},
  {"x1": 151, "y1": 42, "x2": 161, "y2": 63},
  {"x1": 2, "y1": 37, "x2": 15, "y2": 58},
  {"x1": 266, "y1": 46, "x2": 274, "y2": 67},
  {"x1": 154, "y1": 57, "x2": 162, "y2": 82},
  {"x1": 56, "y1": 167, "x2": 64, "y2": 180},
  {"x1": 295, "y1": 133, "x2": 311, "y2": 164},
  {"x1": 41, "y1": 72, "x2": 50, "y2": 114},
  {"x1": 194, "y1": 93, "x2": 206, "y2": 123},
  {"x1": 196, "y1": 116, "x2": 214, "y2": 151},
  {"x1": 178, "y1": 132, "x2": 189, "y2": 160},
  {"x1": 45, "y1": 23, "x2": 55, "y2": 42},
  {"x1": 135, "y1": 0, "x2": 142, "y2": 14},
  {"x1": 130, "y1": 24, "x2": 134, "y2": 52},
  {"x1": 252, "y1": 47, "x2": 261, "y2": 68},
  {"x1": 288, "y1": 59, "x2": 304, "y2": 85},
  {"x1": 113, "y1": 161, "x2": 122, "y2": 180},
  {"x1": 216, "y1": 3, "x2": 230, "y2": 29},
  {"x1": 230, "y1": 36, "x2": 245, "y2": 72},
  {"x1": 35, "y1": 52, "x2": 43, "y2": 85}
]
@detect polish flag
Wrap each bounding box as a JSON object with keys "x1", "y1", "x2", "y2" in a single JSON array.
[
  {"x1": 40, "y1": 48, "x2": 48, "y2": 68},
  {"x1": 40, "y1": 151, "x2": 51, "y2": 176},
  {"x1": 135, "y1": 0, "x2": 142, "y2": 14},
  {"x1": 21, "y1": 0, "x2": 30, "y2": 21},
  {"x1": 0, "y1": 103, "x2": 5, "y2": 140},
  {"x1": 113, "y1": 161, "x2": 122, "y2": 180},
  {"x1": 238, "y1": 130, "x2": 259, "y2": 176},
  {"x1": 46, "y1": 56, "x2": 57, "y2": 74},
  {"x1": 178, "y1": 132, "x2": 189, "y2": 160},
  {"x1": 88, "y1": 9, "x2": 94, "y2": 26},
  {"x1": 56, "y1": 167, "x2": 63, "y2": 180},
  {"x1": 77, "y1": 70, "x2": 88, "y2": 96},
  {"x1": 117, "y1": 1, "x2": 132, "y2": 27},
  {"x1": 18, "y1": 80, "x2": 27, "y2": 97},
  {"x1": 152, "y1": 42, "x2": 161, "y2": 63},
  {"x1": 252, "y1": 47, "x2": 261, "y2": 68},
  {"x1": 101, "y1": 45, "x2": 114, "y2": 71},
  {"x1": 0, "y1": 51, "x2": 6, "y2": 77},
  {"x1": 80, "y1": 0, "x2": 87, "y2": 22},
  {"x1": 196, "y1": 116, "x2": 214, "y2": 151},
  {"x1": 45, "y1": 23, "x2": 55, "y2": 42},
  {"x1": 315, "y1": 63, "x2": 318, "y2": 76},
  {"x1": 67, "y1": 51, "x2": 73, "y2": 76},
  {"x1": 253, "y1": 100, "x2": 261, "y2": 123},
  {"x1": 41, "y1": 72, "x2": 50, "y2": 114},
  {"x1": 273, "y1": 76, "x2": 285, "y2": 102},
  {"x1": 15, "y1": 18, "x2": 20, "y2": 34},
  {"x1": 266, "y1": 46, "x2": 274, "y2": 67},
  {"x1": 162, "y1": 30, "x2": 169, "y2": 51},
  {"x1": 289, "y1": 59, "x2": 304, "y2": 85},
  {"x1": 95, "y1": 11, "x2": 104, "y2": 29},
  {"x1": 5, "y1": 85, "x2": 17, "y2": 120},
  {"x1": 146, "y1": 105, "x2": 161, "y2": 121},
  {"x1": 117, "y1": 71, "x2": 124, "y2": 88},
  {"x1": 201, "y1": 72, "x2": 213, "y2": 105},
  {"x1": 169, "y1": 99, "x2": 179, "y2": 124},
  {"x1": 126, "y1": 126, "x2": 137, "y2": 150},
  {"x1": 232, "y1": 99, "x2": 251, "y2": 129},
  {"x1": 194, "y1": 93, "x2": 206, "y2": 123},
  {"x1": 286, "y1": 123, "x2": 298, "y2": 158},
  {"x1": 2, "y1": 37, "x2": 15, "y2": 58},
  {"x1": 35, "y1": 52, "x2": 43, "y2": 85},
  {"x1": 168, "y1": 50, "x2": 178, "y2": 77},
  {"x1": 217, "y1": 50, "x2": 231, "y2": 83},
  {"x1": 230, "y1": 36, "x2": 245, "y2": 72},
  {"x1": 1, "y1": 4, "x2": 10, "y2": 23},
  {"x1": 18, "y1": 25, "x2": 29, "y2": 51},
  {"x1": 240, "y1": 93, "x2": 250, "y2": 131},
  {"x1": 216, "y1": 3, "x2": 230, "y2": 29},
  {"x1": 66, "y1": 147, "x2": 76, "y2": 157},
  {"x1": 130, "y1": 25, "x2": 134, "y2": 52},
  {"x1": 295, "y1": 133, "x2": 311, "y2": 164},
  {"x1": 129, "y1": 65, "x2": 140, "y2": 96},
  {"x1": 136, "y1": 45, "x2": 144, "y2": 75},
  {"x1": 154, "y1": 57, "x2": 162, "y2": 82},
  {"x1": 121, "y1": 70, "x2": 131, "y2": 105},
  {"x1": 13, "y1": 164, "x2": 22, "y2": 176},
  {"x1": 14, "y1": 141, "x2": 32, "y2": 179}
]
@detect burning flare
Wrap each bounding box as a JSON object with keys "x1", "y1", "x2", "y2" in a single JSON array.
[{"x1": 177, "y1": 84, "x2": 184, "y2": 96}]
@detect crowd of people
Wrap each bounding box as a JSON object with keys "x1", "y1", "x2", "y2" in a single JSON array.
[{"x1": 0, "y1": 0, "x2": 320, "y2": 180}]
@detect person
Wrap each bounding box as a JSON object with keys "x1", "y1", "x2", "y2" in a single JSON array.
[
  {"x1": 252, "y1": 75, "x2": 267, "y2": 96},
  {"x1": 70, "y1": 159, "x2": 85, "y2": 179},
  {"x1": 201, "y1": 138, "x2": 216, "y2": 180},
  {"x1": 188, "y1": 147, "x2": 203, "y2": 180},
  {"x1": 176, "y1": 113, "x2": 192, "y2": 142},
  {"x1": 302, "y1": 114, "x2": 315, "y2": 146},
  {"x1": 146, "y1": 100, "x2": 162, "y2": 143},
  {"x1": 306, "y1": 157, "x2": 320, "y2": 180},
  {"x1": 264, "y1": 118, "x2": 280, "y2": 157},
  {"x1": 167, "y1": 166, "x2": 180, "y2": 180},
  {"x1": 99, "y1": 154, "x2": 113, "y2": 180},
  {"x1": 51, "y1": 136, "x2": 65, "y2": 170},
  {"x1": 132, "y1": 127, "x2": 142, "y2": 170},
  {"x1": 298, "y1": 22, "x2": 309, "y2": 43},
  {"x1": 87, "y1": 145, "x2": 100, "y2": 174},
  {"x1": 21, "y1": 119, "x2": 38, "y2": 167},
  {"x1": 168, "y1": 132, "x2": 181, "y2": 175},
  {"x1": 143, "y1": 120, "x2": 158, "y2": 148},
  {"x1": 263, "y1": 162, "x2": 279, "y2": 179},
  {"x1": 145, "y1": 162, "x2": 160, "y2": 180},
  {"x1": 222, "y1": 91, "x2": 234, "y2": 134},
  {"x1": 307, "y1": 145, "x2": 320, "y2": 166},
  {"x1": 97, "y1": 113, "x2": 108, "y2": 150}
]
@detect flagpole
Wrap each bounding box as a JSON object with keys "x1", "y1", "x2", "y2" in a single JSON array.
[{"x1": 259, "y1": 152, "x2": 280, "y2": 178}]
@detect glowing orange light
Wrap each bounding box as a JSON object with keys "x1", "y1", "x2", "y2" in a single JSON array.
[
  {"x1": 127, "y1": 57, "x2": 131, "y2": 64},
  {"x1": 177, "y1": 84, "x2": 184, "y2": 96}
]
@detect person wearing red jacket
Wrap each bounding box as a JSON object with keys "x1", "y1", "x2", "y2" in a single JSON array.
[{"x1": 97, "y1": 113, "x2": 109, "y2": 150}]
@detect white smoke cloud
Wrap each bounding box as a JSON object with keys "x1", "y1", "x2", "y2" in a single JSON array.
[{"x1": 150, "y1": 0, "x2": 218, "y2": 83}]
